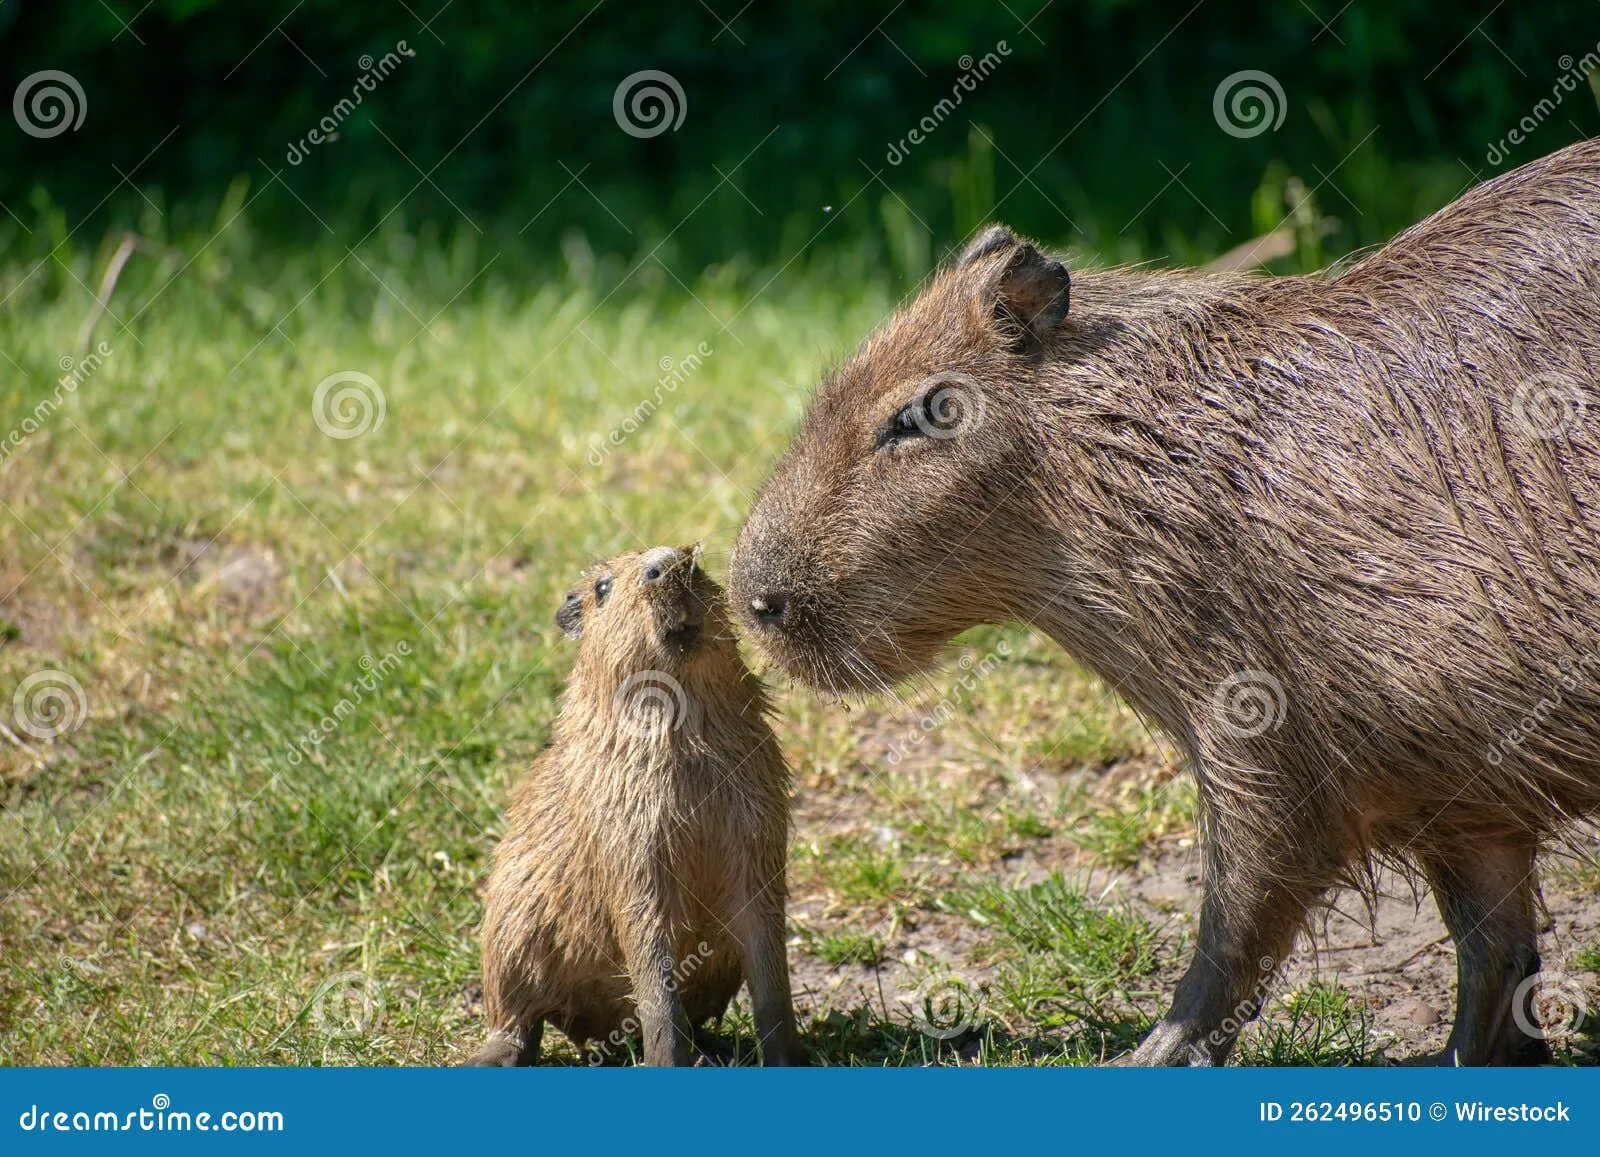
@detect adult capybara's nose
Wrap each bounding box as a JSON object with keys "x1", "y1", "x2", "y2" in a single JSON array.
[
  {"x1": 746, "y1": 589, "x2": 788, "y2": 628},
  {"x1": 728, "y1": 530, "x2": 793, "y2": 631}
]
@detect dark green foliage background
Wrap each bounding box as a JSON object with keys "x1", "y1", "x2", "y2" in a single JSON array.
[{"x1": 1, "y1": 1, "x2": 1596, "y2": 268}]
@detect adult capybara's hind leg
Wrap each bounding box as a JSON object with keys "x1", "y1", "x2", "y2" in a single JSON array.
[
  {"x1": 1421, "y1": 838, "x2": 1550, "y2": 1066},
  {"x1": 1129, "y1": 797, "x2": 1343, "y2": 1066},
  {"x1": 464, "y1": 1020, "x2": 543, "y2": 1066}
]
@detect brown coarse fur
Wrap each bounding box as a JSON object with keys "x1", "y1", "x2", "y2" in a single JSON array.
[
  {"x1": 730, "y1": 138, "x2": 1600, "y2": 1066},
  {"x1": 466, "y1": 546, "x2": 803, "y2": 1066}
]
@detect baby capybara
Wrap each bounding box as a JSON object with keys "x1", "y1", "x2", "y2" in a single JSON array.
[
  {"x1": 730, "y1": 139, "x2": 1600, "y2": 1065},
  {"x1": 467, "y1": 546, "x2": 802, "y2": 1066}
]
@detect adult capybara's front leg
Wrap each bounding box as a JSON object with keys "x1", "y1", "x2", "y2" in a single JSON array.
[
  {"x1": 1420, "y1": 837, "x2": 1550, "y2": 1066},
  {"x1": 1129, "y1": 796, "x2": 1342, "y2": 1066}
]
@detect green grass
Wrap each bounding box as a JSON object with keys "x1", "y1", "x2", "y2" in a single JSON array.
[
  {"x1": 1237, "y1": 982, "x2": 1381, "y2": 1067},
  {"x1": 799, "y1": 929, "x2": 886, "y2": 969},
  {"x1": 801, "y1": 835, "x2": 911, "y2": 905},
  {"x1": 0, "y1": 218, "x2": 1531, "y2": 1067},
  {"x1": 944, "y1": 873, "x2": 1163, "y2": 1029}
]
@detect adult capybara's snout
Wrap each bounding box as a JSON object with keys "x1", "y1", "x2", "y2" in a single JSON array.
[
  {"x1": 727, "y1": 526, "x2": 792, "y2": 632},
  {"x1": 728, "y1": 513, "x2": 849, "y2": 688}
]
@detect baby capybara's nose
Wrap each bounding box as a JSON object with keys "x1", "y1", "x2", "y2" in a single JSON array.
[
  {"x1": 747, "y1": 590, "x2": 788, "y2": 628},
  {"x1": 638, "y1": 546, "x2": 687, "y2": 585}
]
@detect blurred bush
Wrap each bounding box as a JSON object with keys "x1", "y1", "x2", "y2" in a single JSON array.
[{"x1": 0, "y1": 0, "x2": 1595, "y2": 272}]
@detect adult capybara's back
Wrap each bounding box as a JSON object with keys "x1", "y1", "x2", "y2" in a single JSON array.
[{"x1": 729, "y1": 139, "x2": 1600, "y2": 1065}]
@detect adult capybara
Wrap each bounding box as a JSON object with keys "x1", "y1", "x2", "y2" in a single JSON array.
[
  {"x1": 729, "y1": 139, "x2": 1600, "y2": 1065},
  {"x1": 467, "y1": 546, "x2": 802, "y2": 1066}
]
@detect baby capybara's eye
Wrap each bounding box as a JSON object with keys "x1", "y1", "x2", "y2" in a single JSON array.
[{"x1": 593, "y1": 576, "x2": 613, "y2": 606}]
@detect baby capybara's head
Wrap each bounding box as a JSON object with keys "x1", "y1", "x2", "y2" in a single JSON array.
[
  {"x1": 556, "y1": 545, "x2": 761, "y2": 745},
  {"x1": 556, "y1": 545, "x2": 731, "y2": 675},
  {"x1": 729, "y1": 226, "x2": 1070, "y2": 693}
]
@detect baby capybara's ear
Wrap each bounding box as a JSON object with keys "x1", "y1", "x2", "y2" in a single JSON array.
[
  {"x1": 554, "y1": 589, "x2": 585, "y2": 639},
  {"x1": 959, "y1": 224, "x2": 1071, "y2": 350}
]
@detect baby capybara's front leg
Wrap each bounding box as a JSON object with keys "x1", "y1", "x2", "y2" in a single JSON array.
[
  {"x1": 1129, "y1": 803, "x2": 1342, "y2": 1066},
  {"x1": 731, "y1": 894, "x2": 805, "y2": 1066},
  {"x1": 464, "y1": 1023, "x2": 543, "y2": 1067},
  {"x1": 619, "y1": 920, "x2": 694, "y2": 1066},
  {"x1": 469, "y1": 887, "x2": 547, "y2": 1066}
]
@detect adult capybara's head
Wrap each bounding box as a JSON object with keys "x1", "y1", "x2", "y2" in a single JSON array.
[{"x1": 729, "y1": 226, "x2": 1070, "y2": 692}]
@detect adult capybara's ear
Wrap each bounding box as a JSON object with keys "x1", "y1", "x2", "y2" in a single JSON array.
[
  {"x1": 958, "y1": 224, "x2": 1070, "y2": 350},
  {"x1": 959, "y1": 224, "x2": 1021, "y2": 266},
  {"x1": 554, "y1": 588, "x2": 585, "y2": 639}
]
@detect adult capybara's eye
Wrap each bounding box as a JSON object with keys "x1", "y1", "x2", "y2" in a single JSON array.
[
  {"x1": 876, "y1": 398, "x2": 928, "y2": 451},
  {"x1": 593, "y1": 576, "x2": 613, "y2": 606},
  {"x1": 878, "y1": 386, "x2": 971, "y2": 451}
]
